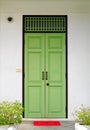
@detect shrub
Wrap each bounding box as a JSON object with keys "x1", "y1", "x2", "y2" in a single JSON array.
[
  {"x1": 74, "y1": 105, "x2": 90, "y2": 125},
  {"x1": 0, "y1": 100, "x2": 24, "y2": 125}
]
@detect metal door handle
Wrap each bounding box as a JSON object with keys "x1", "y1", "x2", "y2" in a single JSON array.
[
  {"x1": 42, "y1": 71, "x2": 48, "y2": 80},
  {"x1": 46, "y1": 72, "x2": 48, "y2": 80},
  {"x1": 42, "y1": 72, "x2": 44, "y2": 80}
]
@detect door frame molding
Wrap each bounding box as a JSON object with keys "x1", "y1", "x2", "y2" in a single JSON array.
[{"x1": 22, "y1": 15, "x2": 68, "y2": 118}]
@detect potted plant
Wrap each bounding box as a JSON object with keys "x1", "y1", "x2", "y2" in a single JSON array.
[
  {"x1": 74, "y1": 105, "x2": 90, "y2": 130},
  {"x1": 0, "y1": 100, "x2": 24, "y2": 130}
]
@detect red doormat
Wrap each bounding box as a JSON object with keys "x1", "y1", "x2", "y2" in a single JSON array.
[{"x1": 34, "y1": 121, "x2": 61, "y2": 126}]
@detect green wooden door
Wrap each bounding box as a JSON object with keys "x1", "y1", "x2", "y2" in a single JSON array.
[
  {"x1": 45, "y1": 34, "x2": 66, "y2": 118},
  {"x1": 24, "y1": 33, "x2": 66, "y2": 118},
  {"x1": 24, "y1": 33, "x2": 45, "y2": 117}
]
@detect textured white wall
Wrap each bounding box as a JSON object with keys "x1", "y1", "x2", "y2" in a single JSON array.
[{"x1": 0, "y1": 0, "x2": 90, "y2": 118}]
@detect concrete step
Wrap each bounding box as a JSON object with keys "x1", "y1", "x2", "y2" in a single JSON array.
[{"x1": 18, "y1": 119, "x2": 75, "y2": 130}]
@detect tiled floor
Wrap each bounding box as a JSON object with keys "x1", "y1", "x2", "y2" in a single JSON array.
[{"x1": 18, "y1": 121, "x2": 75, "y2": 130}]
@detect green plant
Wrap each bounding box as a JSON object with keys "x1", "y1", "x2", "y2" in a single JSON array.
[
  {"x1": 0, "y1": 100, "x2": 24, "y2": 125},
  {"x1": 74, "y1": 105, "x2": 90, "y2": 125}
]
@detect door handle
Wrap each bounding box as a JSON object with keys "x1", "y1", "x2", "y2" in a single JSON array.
[
  {"x1": 42, "y1": 71, "x2": 48, "y2": 80},
  {"x1": 42, "y1": 72, "x2": 44, "y2": 80},
  {"x1": 46, "y1": 72, "x2": 48, "y2": 80}
]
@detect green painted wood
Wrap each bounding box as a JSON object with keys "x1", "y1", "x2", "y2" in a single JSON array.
[
  {"x1": 24, "y1": 33, "x2": 45, "y2": 117},
  {"x1": 24, "y1": 33, "x2": 66, "y2": 118},
  {"x1": 46, "y1": 33, "x2": 66, "y2": 118}
]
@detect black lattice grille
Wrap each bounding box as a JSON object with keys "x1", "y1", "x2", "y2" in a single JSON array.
[{"x1": 24, "y1": 16, "x2": 66, "y2": 32}]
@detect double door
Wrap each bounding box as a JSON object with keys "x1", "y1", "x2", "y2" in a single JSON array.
[{"x1": 24, "y1": 33, "x2": 66, "y2": 118}]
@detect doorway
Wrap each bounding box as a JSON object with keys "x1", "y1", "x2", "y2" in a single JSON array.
[{"x1": 23, "y1": 15, "x2": 67, "y2": 118}]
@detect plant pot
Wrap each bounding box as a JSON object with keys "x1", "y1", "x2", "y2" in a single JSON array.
[
  {"x1": 0, "y1": 125, "x2": 18, "y2": 130},
  {"x1": 0, "y1": 126, "x2": 8, "y2": 130},
  {"x1": 75, "y1": 123, "x2": 90, "y2": 130}
]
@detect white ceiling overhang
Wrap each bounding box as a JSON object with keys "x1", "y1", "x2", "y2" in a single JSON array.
[{"x1": 0, "y1": 0, "x2": 90, "y2": 14}]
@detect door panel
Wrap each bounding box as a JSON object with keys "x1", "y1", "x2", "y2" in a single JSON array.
[
  {"x1": 46, "y1": 33, "x2": 66, "y2": 117},
  {"x1": 24, "y1": 33, "x2": 45, "y2": 117}
]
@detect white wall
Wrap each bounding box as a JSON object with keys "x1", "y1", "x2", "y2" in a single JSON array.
[
  {"x1": 68, "y1": 14, "x2": 90, "y2": 118},
  {"x1": 0, "y1": 0, "x2": 90, "y2": 119},
  {"x1": 0, "y1": 13, "x2": 22, "y2": 101}
]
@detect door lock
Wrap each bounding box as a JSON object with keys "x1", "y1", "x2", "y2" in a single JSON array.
[{"x1": 47, "y1": 83, "x2": 49, "y2": 86}]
